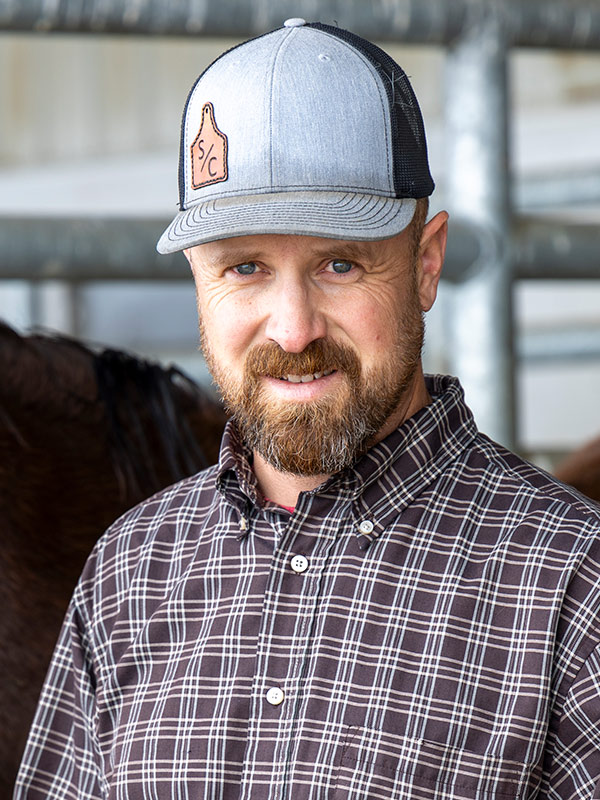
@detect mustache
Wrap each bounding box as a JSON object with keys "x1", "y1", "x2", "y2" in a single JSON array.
[{"x1": 244, "y1": 339, "x2": 361, "y2": 380}]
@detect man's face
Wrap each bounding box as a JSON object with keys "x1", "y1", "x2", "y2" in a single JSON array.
[{"x1": 185, "y1": 218, "x2": 445, "y2": 476}]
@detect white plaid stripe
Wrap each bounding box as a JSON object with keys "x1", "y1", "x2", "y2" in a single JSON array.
[{"x1": 14, "y1": 375, "x2": 600, "y2": 800}]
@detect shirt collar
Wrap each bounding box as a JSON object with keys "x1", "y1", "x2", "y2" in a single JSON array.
[
  {"x1": 216, "y1": 421, "x2": 260, "y2": 512},
  {"x1": 215, "y1": 375, "x2": 478, "y2": 542},
  {"x1": 346, "y1": 374, "x2": 478, "y2": 546}
]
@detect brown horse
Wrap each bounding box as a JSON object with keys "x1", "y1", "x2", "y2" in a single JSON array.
[
  {"x1": 0, "y1": 320, "x2": 227, "y2": 798},
  {"x1": 554, "y1": 437, "x2": 600, "y2": 504}
]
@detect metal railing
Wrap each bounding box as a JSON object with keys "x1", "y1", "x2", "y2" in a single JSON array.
[{"x1": 3, "y1": 0, "x2": 600, "y2": 48}]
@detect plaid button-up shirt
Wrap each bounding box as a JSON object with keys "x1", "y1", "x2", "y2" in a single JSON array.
[{"x1": 15, "y1": 375, "x2": 600, "y2": 800}]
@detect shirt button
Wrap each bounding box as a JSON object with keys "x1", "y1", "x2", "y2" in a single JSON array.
[
  {"x1": 290, "y1": 554, "x2": 309, "y2": 573},
  {"x1": 358, "y1": 520, "x2": 374, "y2": 534},
  {"x1": 266, "y1": 687, "x2": 285, "y2": 706}
]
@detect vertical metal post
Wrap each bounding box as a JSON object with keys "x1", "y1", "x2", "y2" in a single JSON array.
[
  {"x1": 30, "y1": 280, "x2": 79, "y2": 335},
  {"x1": 443, "y1": 2, "x2": 515, "y2": 447}
]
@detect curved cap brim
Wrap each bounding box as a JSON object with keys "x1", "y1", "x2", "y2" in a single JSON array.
[{"x1": 156, "y1": 191, "x2": 417, "y2": 253}]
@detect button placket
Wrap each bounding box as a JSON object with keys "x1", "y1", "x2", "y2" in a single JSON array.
[{"x1": 245, "y1": 510, "x2": 339, "y2": 791}]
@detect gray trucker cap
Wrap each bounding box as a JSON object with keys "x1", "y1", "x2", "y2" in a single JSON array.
[{"x1": 157, "y1": 18, "x2": 434, "y2": 254}]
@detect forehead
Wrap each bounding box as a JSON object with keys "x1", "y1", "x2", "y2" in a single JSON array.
[{"x1": 192, "y1": 231, "x2": 409, "y2": 265}]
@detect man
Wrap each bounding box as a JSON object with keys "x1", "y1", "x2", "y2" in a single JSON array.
[{"x1": 14, "y1": 19, "x2": 600, "y2": 800}]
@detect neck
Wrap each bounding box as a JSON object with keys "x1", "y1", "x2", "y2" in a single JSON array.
[
  {"x1": 370, "y1": 364, "x2": 431, "y2": 443},
  {"x1": 253, "y1": 455, "x2": 328, "y2": 509},
  {"x1": 252, "y1": 368, "x2": 431, "y2": 509}
]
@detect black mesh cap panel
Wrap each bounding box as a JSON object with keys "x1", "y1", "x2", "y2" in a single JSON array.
[{"x1": 307, "y1": 22, "x2": 435, "y2": 199}]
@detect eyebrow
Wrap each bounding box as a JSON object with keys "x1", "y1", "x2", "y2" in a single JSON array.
[
  {"x1": 198, "y1": 239, "x2": 381, "y2": 269},
  {"x1": 309, "y1": 241, "x2": 379, "y2": 261},
  {"x1": 193, "y1": 249, "x2": 259, "y2": 272}
]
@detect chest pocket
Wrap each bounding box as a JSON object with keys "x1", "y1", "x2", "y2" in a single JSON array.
[{"x1": 334, "y1": 727, "x2": 530, "y2": 800}]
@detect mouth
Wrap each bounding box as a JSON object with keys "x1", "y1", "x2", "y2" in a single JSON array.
[{"x1": 275, "y1": 369, "x2": 336, "y2": 384}]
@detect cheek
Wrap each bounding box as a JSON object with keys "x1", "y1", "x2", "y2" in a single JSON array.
[
  {"x1": 196, "y1": 291, "x2": 257, "y2": 361},
  {"x1": 342, "y1": 295, "x2": 400, "y2": 349}
]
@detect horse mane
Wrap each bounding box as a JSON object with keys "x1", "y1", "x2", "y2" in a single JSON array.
[
  {"x1": 92, "y1": 347, "x2": 213, "y2": 498},
  {"x1": 0, "y1": 319, "x2": 226, "y2": 500}
]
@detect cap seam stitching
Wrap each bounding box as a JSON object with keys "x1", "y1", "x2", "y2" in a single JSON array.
[
  {"x1": 182, "y1": 185, "x2": 399, "y2": 198},
  {"x1": 302, "y1": 26, "x2": 393, "y2": 192},
  {"x1": 268, "y1": 30, "x2": 296, "y2": 188},
  {"x1": 164, "y1": 204, "x2": 411, "y2": 240}
]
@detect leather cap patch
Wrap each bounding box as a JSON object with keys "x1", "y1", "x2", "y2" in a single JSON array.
[{"x1": 190, "y1": 103, "x2": 228, "y2": 189}]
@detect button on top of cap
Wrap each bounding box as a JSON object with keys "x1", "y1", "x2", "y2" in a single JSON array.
[{"x1": 284, "y1": 18, "x2": 306, "y2": 27}]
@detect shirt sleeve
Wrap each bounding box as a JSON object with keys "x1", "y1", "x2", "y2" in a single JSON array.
[
  {"x1": 13, "y1": 595, "x2": 103, "y2": 800},
  {"x1": 546, "y1": 643, "x2": 600, "y2": 800}
]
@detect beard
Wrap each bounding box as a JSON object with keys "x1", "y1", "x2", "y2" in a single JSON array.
[{"x1": 200, "y1": 288, "x2": 425, "y2": 477}]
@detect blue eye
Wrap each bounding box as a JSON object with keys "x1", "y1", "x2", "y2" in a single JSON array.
[
  {"x1": 330, "y1": 260, "x2": 353, "y2": 274},
  {"x1": 233, "y1": 262, "x2": 258, "y2": 275}
]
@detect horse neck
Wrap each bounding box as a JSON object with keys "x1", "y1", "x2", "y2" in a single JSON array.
[{"x1": 0, "y1": 322, "x2": 99, "y2": 417}]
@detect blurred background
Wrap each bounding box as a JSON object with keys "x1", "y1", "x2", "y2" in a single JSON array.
[{"x1": 1, "y1": 1, "x2": 599, "y2": 467}]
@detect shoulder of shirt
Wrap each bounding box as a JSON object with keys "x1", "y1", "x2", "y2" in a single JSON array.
[
  {"x1": 465, "y1": 438, "x2": 600, "y2": 678},
  {"x1": 68, "y1": 463, "x2": 224, "y2": 648},
  {"x1": 120, "y1": 459, "x2": 219, "y2": 518},
  {"x1": 85, "y1": 463, "x2": 222, "y2": 566},
  {"x1": 469, "y1": 430, "x2": 600, "y2": 529}
]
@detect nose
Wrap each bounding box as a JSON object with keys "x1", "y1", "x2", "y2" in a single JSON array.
[{"x1": 264, "y1": 278, "x2": 327, "y2": 353}]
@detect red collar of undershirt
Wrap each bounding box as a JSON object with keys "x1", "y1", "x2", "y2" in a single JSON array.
[{"x1": 264, "y1": 497, "x2": 295, "y2": 514}]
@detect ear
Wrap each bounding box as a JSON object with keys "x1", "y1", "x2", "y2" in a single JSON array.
[{"x1": 417, "y1": 210, "x2": 448, "y2": 312}]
